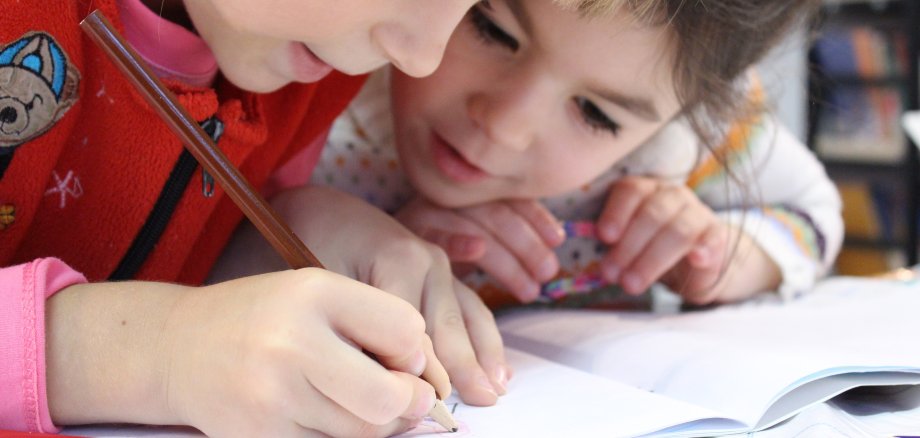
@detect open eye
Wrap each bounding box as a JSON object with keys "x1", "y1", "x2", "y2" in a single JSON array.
[
  {"x1": 469, "y1": 3, "x2": 519, "y2": 52},
  {"x1": 575, "y1": 97, "x2": 621, "y2": 136}
]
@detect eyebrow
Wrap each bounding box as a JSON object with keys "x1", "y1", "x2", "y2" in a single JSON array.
[
  {"x1": 593, "y1": 88, "x2": 662, "y2": 122},
  {"x1": 498, "y1": 0, "x2": 662, "y2": 123}
]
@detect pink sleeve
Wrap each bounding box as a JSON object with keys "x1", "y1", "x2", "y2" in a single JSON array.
[{"x1": 0, "y1": 258, "x2": 87, "y2": 433}]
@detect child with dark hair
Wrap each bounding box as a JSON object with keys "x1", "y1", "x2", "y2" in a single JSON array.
[{"x1": 299, "y1": 0, "x2": 842, "y2": 308}]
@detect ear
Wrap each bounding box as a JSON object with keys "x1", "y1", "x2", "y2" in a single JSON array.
[{"x1": 51, "y1": 61, "x2": 81, "y2": 123}]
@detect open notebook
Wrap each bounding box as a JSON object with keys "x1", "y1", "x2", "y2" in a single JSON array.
[{"x1": 402, "y1": 276, "x2": 920, "y2": 437}]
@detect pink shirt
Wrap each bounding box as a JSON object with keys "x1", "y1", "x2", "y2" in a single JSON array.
[{"x1": 0, "y1": 259, "x2": 86, "y2": 433}]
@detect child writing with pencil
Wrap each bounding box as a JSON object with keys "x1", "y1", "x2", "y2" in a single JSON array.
[
  {"x1": 0, "y1": 0, "x2": 509, "y2": 437},
  {"x1": 296, "y1": 0, "x2": 844, "y2": 307}
]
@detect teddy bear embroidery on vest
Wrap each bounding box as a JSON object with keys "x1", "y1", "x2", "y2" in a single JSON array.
[{"x1": 0, "y1": 31, "x2": 81, "y2": 179}]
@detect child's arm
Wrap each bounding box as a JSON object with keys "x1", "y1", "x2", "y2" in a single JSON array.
[
  {"x1": 210, "y1": 185, "x2": 509, "y2": 406},
  {"x1": 45, "y1": 269, "x2": 446, "y2": 437},
  {"x1": 683, "y1": 114, "x2": 843, "y2": 301},
  {"x1": 596, "y1": 111, "x2": 843, "y2": 304},
  {"x1": 395, "y1": 196, "x2": 565, "y2": 303}
]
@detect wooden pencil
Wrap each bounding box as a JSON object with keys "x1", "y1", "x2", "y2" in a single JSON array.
[
  {"x1": 428, "y1": 399, "x2": 459, "y2": 433},
  {"x1": 79, "y1": 9, "x2": 458, "y2": 433},
  {"x1": 80, "y1": 10, "x2": 322, "y2": 270}
]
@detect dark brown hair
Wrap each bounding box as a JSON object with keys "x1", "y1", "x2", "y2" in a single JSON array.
[
  {"x1": 552, "y1": 0, "x2": 821, "y2": 296},
  {"x1": 556, "y1": 0, "x2": 820, "y2": 147}
]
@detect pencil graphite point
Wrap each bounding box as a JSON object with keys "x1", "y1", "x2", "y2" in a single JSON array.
[{"x1": 428, "y1": 399, "x2": 458, "y2": 433}]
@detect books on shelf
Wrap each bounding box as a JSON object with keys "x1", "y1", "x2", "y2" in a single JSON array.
[
  {"x1": 401, "y1": 276, "x2": 920, "y2": 437},
  {"x1": 812, "y1": 24, "x2": 908, "y2": 162},
  {"x1": 814, "y1": 86, "x2": 905, "y2": 162},
  {"x1": 835, "y1": 181, "x2": 908, "y2": 275},
  {"x1": 813, "y1": 25, "x2": 908, "y2": 80}
]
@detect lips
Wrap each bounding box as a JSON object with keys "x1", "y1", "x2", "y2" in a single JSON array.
[
  {"x1": 288, "y1": 43, "x2": 334, "y2": 83},
  {"x1": 430, "y1": 133, "x2": 488, "y2": 184}
]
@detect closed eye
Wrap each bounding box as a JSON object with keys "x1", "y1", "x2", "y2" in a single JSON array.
[
  {"x1": 575, "y1": 97, "x2": 621, "y2": 136},
  {"x1": 469, "y1": 3, "x2": 519, "y2": 52},
  {"x1": 25, "y1": 94, "x2": 43, "y2": 111}
]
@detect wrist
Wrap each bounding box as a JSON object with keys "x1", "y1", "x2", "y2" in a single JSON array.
[
  {"x1": 716, "y1": 229, "x2": 781, "y2": 302},
  {"x1": 46, "y1": 281, "x2": 190, "y2": 426}
]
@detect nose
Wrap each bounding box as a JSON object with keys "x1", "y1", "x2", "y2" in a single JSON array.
[
  {"x1": 371, "y1": 24, "x2": 444, "y2": 78},
  {"x1": 466, "y1": 79, "x2": 546, "y2": 151},
  {"x1": 372, "y1": 3, "x2": 473, "y2": 77},
  {"x1": 0, "y1": 106, "x2": 18, "y2": 124}
]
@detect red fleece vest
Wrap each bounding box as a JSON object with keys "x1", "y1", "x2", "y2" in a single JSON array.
[{"x1": 0, "y1": 0, "x2": 365, "y2": 284}]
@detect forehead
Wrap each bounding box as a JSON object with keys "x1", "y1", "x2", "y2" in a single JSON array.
[{"x1": 519, "y1": 0, "x2": 678, "y2": 108}]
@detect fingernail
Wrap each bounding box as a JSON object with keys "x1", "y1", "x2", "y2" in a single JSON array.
[
  {"x1": 604, "y1": 263, "x2": 621, "y2": 283},
  {"x1": 518, "y1": 281, "x2": 540, "y2": 303},
  {"x1": 536, "y1": 257, "x2": 558, "y2": 281},
  {"x1": 492, "y1": 367, "x2": 508, "y2": 395},
  {"x1": 622, "y1": 272, "x2": 643, "y2": 294},
  {"x1": 477, "y1": 374, "x2": 499, "y2": 397},
  {"x1": 411, "y1": 390, "x2": 437, "y2": 420},
  {"x1": 408, "y1": 349, "x2": 426, "y2": 376},
  {"x1": 692, "y1": 247, "x2": 710, "y2": 266},
  {"x1": 551, "y1": 222, "x2": 566, "y2": 244},
  {"x1": 602, "y1": 223, "x2": 620, "y2": 242}
]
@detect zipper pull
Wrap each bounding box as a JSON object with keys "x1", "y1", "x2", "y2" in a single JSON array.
[
  {"x1": 202, "y1": 171, "x2": 215, "y2": 198},
  {"x1": 199, "y1": 117, "x2": 226, "y2": 198}
]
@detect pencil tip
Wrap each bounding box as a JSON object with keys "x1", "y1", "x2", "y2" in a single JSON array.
[{"x1": 450, "y1": 427, "x2": 458, "y2": 433}]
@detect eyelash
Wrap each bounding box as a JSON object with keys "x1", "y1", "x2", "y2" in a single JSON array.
[
  {"x1": 575, "y1": 97, "x2": 621, "y2": 136},
  {"x1": 469, "y1": 4, "x2": 519, "y2": 52},
  {"x1": 470, "y1": 2, "x2": 621, "y2": 137}
]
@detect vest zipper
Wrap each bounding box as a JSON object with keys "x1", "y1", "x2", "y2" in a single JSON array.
[{"x1": 109, "y1": 117, "x2": 225, "y2": 280}]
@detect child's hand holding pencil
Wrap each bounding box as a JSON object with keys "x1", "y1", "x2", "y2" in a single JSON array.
[
  {"x1": 78, "y1": 11, "x2": 469, "y2": 435},
  {"x1": 265, "y1": 186, "x2": 510, "y2": 407},
  {"x1": 209, "y1": 186, "x2": 510, "y2": 408},
  {"x1": 144, "y1": 270, "x2": 449, "y2": 436}
]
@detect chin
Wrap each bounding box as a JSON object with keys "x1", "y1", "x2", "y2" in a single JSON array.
[
  {"x1": 220, "y1": 64, "x2": 289, "y2": 93},
  {"x1": 414, "y1": 183, "x2": 473, "y2": 209},
  {"x1": 427, "y1": 188, "x2": 497, "y2": 210}
]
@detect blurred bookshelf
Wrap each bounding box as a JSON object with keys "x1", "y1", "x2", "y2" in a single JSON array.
[{"x1": 807, "y1": 0, "x2": 920, "y2": 274}]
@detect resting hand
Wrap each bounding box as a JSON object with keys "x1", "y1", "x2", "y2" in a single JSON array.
[
  {"x1": 396, "y1": 196, "x2": 565, "y2": 303},
  {"x1": 597, "y1": 176, "x2": 731, "y2": 304}
]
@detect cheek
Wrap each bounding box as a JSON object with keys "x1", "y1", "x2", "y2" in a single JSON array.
[
  {"x1": 528, "y1": 141, "x2": 632, "y2": 197},
  {"x1": 392, "y1": 68, "x2": 470, "y2": 129},
  {"x1": 390, "y1": 77, "x2": 425, "y2": 154},
  {"x1": 203, "y1": 0, "x2": 274, "y2": 34},
  {"x1": 208, "y1": 0, "x2": 352, "y2": 41}
]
